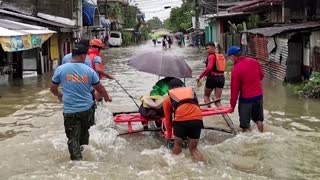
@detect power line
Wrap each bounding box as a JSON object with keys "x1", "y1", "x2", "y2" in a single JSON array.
[
  {"x1": 138, "y1": 3, "x2": 181, "y2": 12},
  {"x1": 134, "y1": 0, "x2": 181, "y2": 8}
]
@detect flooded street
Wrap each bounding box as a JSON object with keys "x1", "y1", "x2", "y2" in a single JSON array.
[{"x1": 0, "y1": 41, "x2": 320, "y2": 180}]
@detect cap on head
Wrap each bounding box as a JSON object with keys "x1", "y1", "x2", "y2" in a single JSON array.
[
  {"x1": 227, "y1": 46, "x2": 241, "y2": 57},
  {"x1": 72, "y1": 44, "x2": 89, "y2": 56},
  {"x1": 90, "y1": 39, "x2": 104, "y2": 48},
  {"x1": 78, "y1": 39, "x2": 90, "y2": 47}
]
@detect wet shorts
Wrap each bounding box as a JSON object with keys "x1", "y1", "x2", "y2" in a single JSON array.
[
  {"x1": 238, "y1": 100, "x2": 264, "y2": 129},
  {"x1": 205, "y1": 75, "x2": 225, "y2": 89},
  {"x1": 173, "y1": 120, "x2": 203, "y2": 140}
]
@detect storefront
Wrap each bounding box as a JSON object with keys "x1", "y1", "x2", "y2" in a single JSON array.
[{"x1": 0, "y1": 19, "x2": 55, "y2": 80}]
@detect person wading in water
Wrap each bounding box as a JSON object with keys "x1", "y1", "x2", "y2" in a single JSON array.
[{"x1": 50, "y1": 43, "x2": 112, "y2": 160}]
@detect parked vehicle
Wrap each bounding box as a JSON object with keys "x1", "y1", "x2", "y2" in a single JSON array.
[{"x1": 108, "y1": 31, "x2": 122, "y2": 47}]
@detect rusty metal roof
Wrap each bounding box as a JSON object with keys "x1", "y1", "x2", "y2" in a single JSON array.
[
  {"x1": 244, "y1": 22, "x2": 320, "y2": 37},
  {"x1": 229, "y1": 0, "x2": 283, "y2": 12}
]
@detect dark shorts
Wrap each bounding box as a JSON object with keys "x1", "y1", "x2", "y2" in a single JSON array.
[
  {"x1": 63, "y1": 107, "x2": 94, "y2": 160},
  {"x1": 205, "y1": 75, "x2": 225, "y2": 89},
  {"x1": 173, "y1": 120, "x2": 203, "y2": 140},
  {"x1": 238, "y1": 100, "x2": 264, "y2": 129}
]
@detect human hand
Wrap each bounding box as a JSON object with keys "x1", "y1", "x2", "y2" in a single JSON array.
[
  {"x1": 197, "y1": 79, "x2": 202, "y2": 87},
  {"x1": 229, "y1": 106, "x2": 234, "y2": 113},
  {"x1": 106, "y1": 74, "x2": 114, "y2": 80},
  {"x1": 58, "y1": 93, "x2": 63, "y2": 102}
]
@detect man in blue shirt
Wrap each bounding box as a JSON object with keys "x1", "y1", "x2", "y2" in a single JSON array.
[
  {"x1": 50, "y1": 44, "x2": 112, "y2": 161},
  {"x1": 61, "y1": 39, "x2": 92, "y2": 67}
]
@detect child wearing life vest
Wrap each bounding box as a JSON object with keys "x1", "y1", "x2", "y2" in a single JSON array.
[{"x1": 162, "y1": 78, "x2": 204, "y2": 161}]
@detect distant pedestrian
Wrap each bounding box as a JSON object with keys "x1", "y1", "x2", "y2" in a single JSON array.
[
  {"x1": 152, "y1": 39, "x2": 157, "y2": 47},
  {"x1": 168, "y1": 37, "x2": 172, "y2": 48},
  {"x1": 99, "y1": 33, "x2": 104, "y2": 43},
  {"x1": 162, "y1": 36, "x2": 167, "y2": 49},
  {"x1": 227, "y1": 46, "x2": 264, "y2": 133},
  {"x1": 50, "y1": 43, "x2": 112, "y2": 160}
]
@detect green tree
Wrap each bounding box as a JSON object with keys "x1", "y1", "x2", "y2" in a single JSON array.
[
  {"x1": 247, "y1": 15, "x2": 261, "y2": 30},
  {"x1": 167, "y1": 0, "x2": 194, "y2": 32},
  {"x1": 163, "y1": 18, "x2": 170, "y2": 30},
  {"x1": 123, "y1": 6, "x2": 139, "y2": 28},
  {"x1": 108, "y1": 3, "x2": 123, "y2": 18},
  {"x1": 147, "y1": 17, "x2": 163, "y2": 30}
]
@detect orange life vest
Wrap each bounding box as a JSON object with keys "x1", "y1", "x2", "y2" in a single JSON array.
[
  {"x1": 206, "y1": 53, "x2": 226, "y2": 75},
  {"x1": 168, "y1": 87, "x2": 199, "y2": 119},
  {"x1": 88, "y1": 48, "x2": 105, "y2": 79}
]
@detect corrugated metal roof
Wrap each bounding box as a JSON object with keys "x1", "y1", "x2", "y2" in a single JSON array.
[
  {"x1": 0, "y1": 19, "x2": 47, "y2": 30},
  {"x1": 205, "y1": 12, "x2": 251, "y2": 20},
  {"x1": 229, "y1": 0, "x2": 283, "y2": 12},
  {"x1": 0, "y1": 27, "x2": 26, "y2": 36},
  {"x1": 244, "y1": 22, "x2": 320, "y2": 37},
  {"x1": 0, "y1": 19, "x2": 56, "y2": 36},
  {"x1": 245, "y1": 35, "x2": 288, "y2": 81},
  {"x1": 0, "y1": 9, "x2": 74, "y2": 28}
]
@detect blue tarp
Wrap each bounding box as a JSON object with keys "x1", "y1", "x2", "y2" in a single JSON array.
[{"x1": 82, "y1": 1, "x2": 97, "y2": 26}]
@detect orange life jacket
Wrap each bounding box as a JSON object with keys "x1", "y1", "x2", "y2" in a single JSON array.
[
  {"x1": 88, "y1": 48, "x2": 105, "y2": 79},
  {"x1": 168, "y1": 87, "x2": 199, "y2": 119},
  {"x1": 206, "y1": 53, "x2": 226, "y2": 75}
]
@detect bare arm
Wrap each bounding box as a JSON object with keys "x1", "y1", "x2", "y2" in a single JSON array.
[
  {"x1": 95, "y1": 64, "x2": 114, "y2": 79},
  {"x1": 50, "y1": 83, "x2": 62, "y2": 102},
  {"x1": 93, "y1": 83, "x2": 112, "y2": 102}
]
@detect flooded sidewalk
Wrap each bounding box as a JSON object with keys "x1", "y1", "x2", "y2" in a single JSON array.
[{"x1": 0, "y1": 42, "x2": 319, "y2": 179}]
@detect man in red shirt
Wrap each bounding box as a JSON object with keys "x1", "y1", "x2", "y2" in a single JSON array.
[
  {"x1": 197, "y1": 42, "x2": 225, "y2": 105},
  {"x1": 228, "y1": 46, "x2": 264, "y2": 133}
]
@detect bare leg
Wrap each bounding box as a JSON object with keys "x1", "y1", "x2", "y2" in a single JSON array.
[
  {"x1": 242, "y1": 128, "x2": 251, "y2": 133},
  {"x1": 255, "y1": 121, "x2": 264, "y2": 133},
  {"x1": 172, "y1": 137, "x2": 183, "y2": 155},
  {"x1": 188, "y1": 139, "x2": 204, "y2": 161},
  {"x1": 214, "y1": 88, "x2": 223, "y2": 100},
  {"x1": 204, "y1": 88, "x2": 213, "y2": 107}
]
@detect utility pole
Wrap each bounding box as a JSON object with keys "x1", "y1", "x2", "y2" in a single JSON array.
[
  {"x1": 195, "y1": 0, "x2": 200, "y2": 32},
  {"x1": 195, "y1": 0, "x2": 201, "y2": 47},
  {"x1": 216, "y1": 0, "x2": 219, "y2": 14}
]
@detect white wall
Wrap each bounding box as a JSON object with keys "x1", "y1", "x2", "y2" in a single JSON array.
[{"x1": 192, "y1": 17, "x2": 208, "y2": 30}]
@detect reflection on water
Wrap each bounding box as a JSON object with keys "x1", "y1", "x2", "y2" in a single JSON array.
[{"x1": 0, "y1": 42, "x2": 319, "y2": 179}]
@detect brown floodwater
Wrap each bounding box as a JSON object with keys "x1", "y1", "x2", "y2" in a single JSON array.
[{"x1": 0, "y1": 41, "x2": 319, "y2": 180}]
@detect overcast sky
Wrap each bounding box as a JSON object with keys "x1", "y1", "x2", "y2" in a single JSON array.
[{"x1": 130, "y1": 0, "x2": 182, "y2": 21}]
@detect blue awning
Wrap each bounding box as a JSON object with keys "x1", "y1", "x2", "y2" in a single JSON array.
[{"x1": 83, "y1": 2, "x2": 97, "y2": 26}]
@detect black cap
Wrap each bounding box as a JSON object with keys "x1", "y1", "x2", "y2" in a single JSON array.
[
  {"x1": 78, "y1": 39, "x2": 90, "y2": 47},
  {"x1": 72, "y1": 44, "x2": 89, "y2": 56}
]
